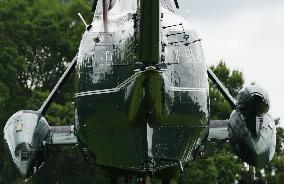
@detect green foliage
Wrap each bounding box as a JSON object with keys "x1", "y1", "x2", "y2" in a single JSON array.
[
  {"x1": 213, "y1": 152, "x2": 242, "y2": 183},
  {"x1": 0, "y1": 0, "x2": 102, "y2": 183},
  {"x1": 179, "y1": 159, "x2": 218, "y2": 184},
  {"x1": 0, "y1": 82, "x2": 9, "y2": 115},
  {"x1": 0, "y1": 0, "x2": 90, "y2": 91}
]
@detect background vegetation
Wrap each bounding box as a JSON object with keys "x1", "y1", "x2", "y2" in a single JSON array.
[{"x1": 0, "y1": 0, "x2": 283, "y2": 183}]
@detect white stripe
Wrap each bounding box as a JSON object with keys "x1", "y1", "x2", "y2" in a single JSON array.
[
  {"x1": 75, "y1": 71, "x2": 142, "y2": 97},
  {"x1": 163, "y1": 74, "x2": 208, "y2": 93},
  {"x1": 75, "y1": 70, "x2": 208, "y2": 97}
]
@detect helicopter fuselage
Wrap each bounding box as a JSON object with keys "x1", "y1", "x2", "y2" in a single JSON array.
[{"x1": 75, "y1": 5, "x2": 210, "y2": 174}]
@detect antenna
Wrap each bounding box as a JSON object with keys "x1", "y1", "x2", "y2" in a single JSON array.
[
  {"x1": 78, "y1": 13, "x2": 88, "y2": 27},
  {"x1": 78, "y1": 13, "x2": 92, "y2": 31}
]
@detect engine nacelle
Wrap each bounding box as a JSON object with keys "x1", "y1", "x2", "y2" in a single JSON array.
[
  {"x1": 229, "y1": 111, "x2": 276, "y2": 167},
  {"x1": 229, "y1": 84, "x2": 276, "y2": 167},
  {"x1": 237, "y1": 84, "x2": 270, "y2": 116},
  {"x1": 4, "y1": 110, "x2": 50, "y2": 177}
]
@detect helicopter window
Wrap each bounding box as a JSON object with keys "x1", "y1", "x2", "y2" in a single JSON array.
[
  {"x1": 164, "y1": 30, "x2": 205, "y2": 64},
  {"x1": 167, "y1": 44, "x2": 204, "y2": 64}
]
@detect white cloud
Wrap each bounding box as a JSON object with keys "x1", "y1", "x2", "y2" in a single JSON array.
[{"x1": 187, "y1": 2, "x2": 284, "y2": 123}]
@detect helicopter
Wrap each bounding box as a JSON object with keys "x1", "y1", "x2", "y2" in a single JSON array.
[{"x1": 3, "y1": 0, "x2": 276, "y2": 183}]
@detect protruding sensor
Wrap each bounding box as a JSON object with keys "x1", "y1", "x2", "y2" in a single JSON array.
[{"x1": 78, "y1": 13, "x2": 92, "y2": 31}]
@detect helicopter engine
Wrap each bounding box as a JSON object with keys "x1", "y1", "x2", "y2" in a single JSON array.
[
  {"x1": 236, "y1": 83, "x2": 270, "y2": 116},
  {"x1": 228, "y1": 84, "x2": 276, "y2": 167},
  {"x1": 4, "y1": 110, "x2": 50, "y2": 177}
]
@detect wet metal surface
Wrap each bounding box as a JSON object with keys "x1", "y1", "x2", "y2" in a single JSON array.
[
  {"x1": 75, "y1": 1, "x2": 209, "y2": 172},
  {"x1": 4, "y1": 111, "x2": 50, "y2": 177}
]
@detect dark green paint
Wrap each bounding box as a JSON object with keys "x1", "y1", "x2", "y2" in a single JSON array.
[
  {"x1": 140, "y1": 0, "x2": 161, "y2": 65},
  {"x1": 75, "y1": 0, "x2": 209, "y2": 174}
]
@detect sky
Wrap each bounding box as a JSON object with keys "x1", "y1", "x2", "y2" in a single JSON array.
[{"x1": 176, "y1": 0, "x2": 284, "y2": 124}]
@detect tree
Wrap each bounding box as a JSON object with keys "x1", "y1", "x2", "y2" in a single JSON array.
[{"x1": 0, "y1": 0, "x2": 106, "y2": 183}]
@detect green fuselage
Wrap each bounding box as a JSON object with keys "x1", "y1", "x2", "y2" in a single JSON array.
[{"x1": 74, "y1": 0, "x2": 209, "y2": 175}]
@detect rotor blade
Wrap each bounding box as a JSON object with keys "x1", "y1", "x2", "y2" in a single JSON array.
[
  {"x1": 38, "y1": 55, "x2": 78, "y2": 115},
  {"x1": 103, "y1": 0, "x2": 108, "y2": 32},
  {"x1": 207, "y1": 66, "x2": 237, "y2": 109},
  {"x1": 92, "y1": 0, "x2": 99, "y2": 12}
]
